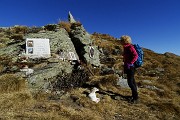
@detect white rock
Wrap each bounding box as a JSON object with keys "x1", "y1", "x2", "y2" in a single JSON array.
[{"x1": 20, "y1": 68, "x2": 34, "y2": 76}]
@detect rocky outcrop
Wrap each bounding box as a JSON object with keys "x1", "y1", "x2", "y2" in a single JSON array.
[
  {"x1": 0, "y1": 41, "x2": 24, "y2": 62},
  {"x1": 70, "y1": 21, "x2": 101, "y2": 66},
  {"x1": 0, "y1": 12, "x2": 101, "y2": 91},
  {"x1": 25, "y1": 28, "x2": 78, "y2": 57},
  {"x1": 25, "y1": 61, "x2": 73, "y2": 91},
  {"x1": 22, "y1": 28, "x2": 79, "y2": 90},
  {"x1": 68, "y1": 11, "x2": 76, "y2": 23}
]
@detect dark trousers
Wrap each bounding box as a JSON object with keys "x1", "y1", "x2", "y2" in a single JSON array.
[{"x1": 126, "y1": 67, "x2": 138, "y2": 100}]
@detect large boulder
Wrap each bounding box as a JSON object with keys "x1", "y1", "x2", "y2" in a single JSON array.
[
  {"x1": 70, "y1": 22, "x2": 101, "y2": 66},
  {"x1": 22, "y1": 28, "x2": 79, "y2": 90},
  {"x1": 0, "y1": 12, "x2": 101, "y2": 91},
  {"x1": 0, "y1": 41, "x2": 24, "y2": 62},
  {"x1": 25, "y1": 28, "x2": 78, "y2": 57}
]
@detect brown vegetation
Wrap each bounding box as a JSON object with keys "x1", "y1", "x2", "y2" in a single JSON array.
[
  {"x1": 0, "y1": 25, "x2": 179, "y2": 119},
  {"x1": 44, "y1": 24, "x2": 57, "y2": 31},
  {"x1": 0, "y1": 74, "x2": 26, "y2": 93},
  {"x1": 59, "y1": 21, "x2": 71, "y2": 33}
]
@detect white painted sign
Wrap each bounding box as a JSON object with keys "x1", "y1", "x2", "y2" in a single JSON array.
[{"x1": 26, "y1": 38, "x2": 51, "y2": 58}]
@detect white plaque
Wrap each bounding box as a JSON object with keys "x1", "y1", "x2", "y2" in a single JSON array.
[{"x1": 26, "y1": 38, "x2": 51, "y2": 58}]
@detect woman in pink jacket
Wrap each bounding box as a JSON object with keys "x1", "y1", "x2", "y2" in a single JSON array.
[{"x1": 120, "y1": 35, "x2": 138, "y2": 103}]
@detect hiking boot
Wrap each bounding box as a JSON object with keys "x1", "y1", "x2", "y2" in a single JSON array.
[{"x1": 128, "y1": 98, "x2": 139, "y2": 104}]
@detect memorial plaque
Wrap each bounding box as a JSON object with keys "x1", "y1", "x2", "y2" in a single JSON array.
[
  {"x1": 26, "y1": 38, "x2": 51, "y2": 58},
  {"x1": 89, "y1": 46, "x2": 94, "y2": 58}
]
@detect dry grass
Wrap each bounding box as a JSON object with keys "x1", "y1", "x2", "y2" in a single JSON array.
[
  {"x1": 0, "y1": 74, "x2": 26, "y2": 93},
  {"x1": 0, "y1": 64, "x2": 4, "y2": 73},
  {"x1": 92, "y1": 33, "x2": 122, "y2": 55},
  {"x1": 11, "y1": 26, "x2": 28, "y2": 34},
  {"x1": 58, "y1": 21, "x2": 71, "y2": 33},
  {"x1": 0, "y1": 30, "x2": 179, "y2": 120},
  {"x1": 44, "y1": 24, "x2": 57, "y2": 31},
  {"x1": 0, "y1": 32, "x2": 11, "y2": 48},
  {"x1": 10, "y1": 34, "x2": 23, "y2": 40},
  {"x1": 0, "y1": 76, "x2": 179, "y2": 119},
  {"x1": 0, "y1": 37, "x2": 11, "y2": 43}
]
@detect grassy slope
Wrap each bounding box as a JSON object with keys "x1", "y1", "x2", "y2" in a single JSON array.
[{"x1": 0, "y1": 28, "x2": 180, "y2": 120}]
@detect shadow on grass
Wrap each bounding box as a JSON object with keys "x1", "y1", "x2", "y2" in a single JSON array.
[
  {"x1": 82, "y1": 83, "x2": 131, "y2": 101},
  {"x1": 97, "y1": 90, "x2": 132, "y2": 101}
]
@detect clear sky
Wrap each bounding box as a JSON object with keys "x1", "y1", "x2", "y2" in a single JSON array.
[{"x1": 0, "y1": 0, "x2": 180, "y2": 55}]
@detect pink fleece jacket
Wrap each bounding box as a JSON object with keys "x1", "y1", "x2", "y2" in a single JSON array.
[{"x1": 123, "y1": 44, "x2": 138, "y2": 65}]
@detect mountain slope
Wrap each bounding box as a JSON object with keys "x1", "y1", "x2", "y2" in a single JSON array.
[{"x1": 0, "y1": 25, "x2": 180, "y2": 120}]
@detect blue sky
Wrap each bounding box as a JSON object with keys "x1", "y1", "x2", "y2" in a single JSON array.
[{"x1": 0, "y1": 0, "x2": 180, "y2": 55}]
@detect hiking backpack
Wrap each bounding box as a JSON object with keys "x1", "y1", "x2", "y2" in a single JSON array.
[{"x1": 133, "y1": 44, "x2": 143, "y2": 68}]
